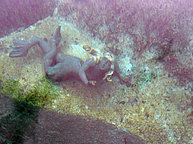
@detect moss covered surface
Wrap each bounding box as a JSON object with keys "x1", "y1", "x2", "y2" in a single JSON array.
[
  {"x1": 0, "y1": 99, "x2": 40, "y2": 144},
  {"x1": 0, "y1": 77, "x2": 60, "y2": 143},
  {"x1": 0, "y1": 76, "x2": 59, "y2": 107},
  {"x1": 0, "y1": 17, "x2": 192, "y2": 143}
]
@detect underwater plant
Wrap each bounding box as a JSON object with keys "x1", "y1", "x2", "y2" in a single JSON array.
[
  {"x1": 0, "y1": 76, "x2": 60, "y2": 143},
  {"x1": 0, "y1": 76, "x2": 59, "y2": 107},
  {"x1": 0, "y1": 98, "x2": 40, "y2": 144},
  {"x1": 0, "y1": 0, "x2": 56, "y2": 37}
]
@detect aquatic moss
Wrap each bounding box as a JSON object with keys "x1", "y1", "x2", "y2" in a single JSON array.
[
  {"x1": 132, "y1": 70, "x2": 158, "y2": 87},
  {"x1": 0, "y1": 76, "x2": 59, "y2": 107},
  {"x1": 0, "y1": 99, "x2": 40, "y2": 144},
  {"x1": 0, "y1": 76, "x2": 58, "y2": 144},
  {"x1": 0, "y1": 78, "x2": 22, "y2": 97}
]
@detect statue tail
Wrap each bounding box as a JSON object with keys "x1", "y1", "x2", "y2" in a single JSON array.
[
  {"x1": 9, "y1": 39, "x2": 29, "y2": 58},
  {"x1": 52, "y1": 26, "x2": 61, "y2": 47}
]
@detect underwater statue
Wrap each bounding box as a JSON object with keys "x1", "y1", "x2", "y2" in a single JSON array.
[{"x1": 9, "y1": 26, "x2": 112, "y2": 85}]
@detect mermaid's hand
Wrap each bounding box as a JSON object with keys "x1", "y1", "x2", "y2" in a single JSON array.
[{"x1": 88, "y1": 80, "x2": 96, "y2": 86}]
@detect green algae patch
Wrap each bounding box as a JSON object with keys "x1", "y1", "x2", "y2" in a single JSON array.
[
  {"x1": 0, "y1": 99, "x2": 40, "y2": 144},
  {"x1": 0, "y1": 78, "x2": 22, "y2": 97},
  {"x1": 0, "y1": 77, "x2": 59, "y2": 107}
]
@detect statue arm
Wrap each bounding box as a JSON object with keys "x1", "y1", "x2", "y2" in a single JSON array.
[
  {"x1": 81, "y1": 58, "x2": 96, "y2": 71},
  {"x1": 79, "y1": 58, "x2": 96, "y2": 85}
]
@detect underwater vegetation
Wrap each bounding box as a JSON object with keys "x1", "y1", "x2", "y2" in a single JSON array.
[
  {"x1": 0, "y1": 98, "x2": 39, "y2": 144},
  {"x1": 0, "y1": 0, "x2": 57, "y2": 37},
  {"x1": 0, "y1": 76, "x2": 59, "y2": 107},
  {"x1": 0, "y1": 76, "x2": 60, "y2": 143}
]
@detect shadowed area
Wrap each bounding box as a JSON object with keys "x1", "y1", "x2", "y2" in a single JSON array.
[
  {"x1": 0, "y1": 95, "x2": 145, "y2": 144},
  {"x1": 34, "y1": 110, "x2": 145, "y2": 144}
]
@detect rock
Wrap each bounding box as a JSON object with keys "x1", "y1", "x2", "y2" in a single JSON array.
[
  {"x1": 114, "y1": 52, "x2": 134, "y2": 85},
  {"x1": 32, "y1": 109, "x2": 146, "y2": 144}
]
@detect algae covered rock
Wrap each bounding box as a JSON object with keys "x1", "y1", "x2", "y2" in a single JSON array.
[{"x1": 114, "y1": 52, "x2": 134, "y2": 85}]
